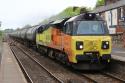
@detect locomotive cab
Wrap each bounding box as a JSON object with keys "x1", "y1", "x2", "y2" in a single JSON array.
[{"x1": 62, "y1": 13, "x2": 112, "y2": 70}]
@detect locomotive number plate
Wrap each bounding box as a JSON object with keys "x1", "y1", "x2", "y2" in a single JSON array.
[
  {"x1": 84, "y1": 52, "x2": 99, "y2": 56},
  {"x1": 85, "y1": 52, "x2": 92, "y2": 55}
]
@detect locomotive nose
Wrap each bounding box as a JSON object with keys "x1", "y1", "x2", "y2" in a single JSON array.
[{"x1": 84, "y1": 40, "x2": 100, "y2": 51}]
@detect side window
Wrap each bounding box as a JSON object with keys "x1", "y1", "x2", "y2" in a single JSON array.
[
  {"x1": 63, "y1": 24, "x2": 66, "y2": 33},
  {"x1": 65, "y1": 22, "x2": 73, "y2": 35},
  {"x1": 38, "y1": 27, "x2": 43, "y2": 33}
]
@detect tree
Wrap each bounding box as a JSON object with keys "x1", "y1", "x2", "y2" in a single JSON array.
[
  {"x1": 40, "y1": 6, "x2": 89, "y2": 24},
  {"x1": 96, "y1": 0, "x2": 105, "y2": 7},
  {"x1": 22, "y1": 24, "x2": 32, "y2": 29},
  {"x1": 0, "y1": 31, "x2": 2, "y2": 36}
]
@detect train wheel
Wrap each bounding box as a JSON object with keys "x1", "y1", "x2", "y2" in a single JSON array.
[{"x1": 48, "y1": 49, "x2": 54, "y2": 59}]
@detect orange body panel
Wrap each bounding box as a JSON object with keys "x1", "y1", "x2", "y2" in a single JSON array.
[
  {"x1": 49, "y1": 27, "x2": 72, "y2": 61},
  {"x1": 49, "y1": 28, "x2": 63, "y2": 50},
  {"x1": 62, "y1": 34, "x2": 72, "y2": 62}
]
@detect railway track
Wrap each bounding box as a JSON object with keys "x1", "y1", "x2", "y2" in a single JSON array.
[
  {"x1": 9, "y1": 40, "x2": 125, "y2": 83},
  {"x1": 10, "y1": 46, "x2": 33, "y2": 83},
  {"x1": 10, "y1": 42, "x2": 94, "y2": 83},
  {"x1": 101, "y1": 71, "x2": 125, "y2": 82},
  {"x1": 16, "y1": 45, "x2": 63, "y2": 83},
  {"x1": 18, "y1": 43, "x2": 125, "y2": 83},
  {"x1": 17, "y1": 43, "x2": 96, "y2": 83},
  {"x1": 79, "y1": 71, "x2": 125, "y2": 83},
  {"x1": 10, "y1": 45, "x2": 62, "y2": 83}
]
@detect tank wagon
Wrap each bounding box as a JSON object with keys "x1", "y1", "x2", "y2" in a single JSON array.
[{"x1": 10, "y1": 13, "x2": 112, "y2": 70}]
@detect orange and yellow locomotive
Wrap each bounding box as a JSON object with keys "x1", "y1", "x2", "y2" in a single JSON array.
[
  {"x1": 36, "y1": 13, "x2": 111, "y2": 70},
  {"x1": 10, "y1": 13, "x2": 112, "y2": 70}
]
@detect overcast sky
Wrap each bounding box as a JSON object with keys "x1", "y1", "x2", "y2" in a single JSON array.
[{"x1": 0, "y1": 0, "x2": 97, "y2": 30}]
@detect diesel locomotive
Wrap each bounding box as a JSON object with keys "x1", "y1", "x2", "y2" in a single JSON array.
[{"x1": 10, "y1": 13, "x2": 112, "y2": 70}]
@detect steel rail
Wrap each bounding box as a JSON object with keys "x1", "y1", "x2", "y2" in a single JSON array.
[
  {"x1": 10, "y1": 46, "x2": 34, "y2": 83},
  {"x1": 79, "y1": 73, "x2": 98, "y2": 83},
  {"x1": 80, "y1": 71, "x2": 125, "y2": 83},
  {"x1": 101, "y1": 71, "x2": 125, "y2": 82},
  {"x1": 17, "y1": 45, "x2": 64, "y2": 83}
]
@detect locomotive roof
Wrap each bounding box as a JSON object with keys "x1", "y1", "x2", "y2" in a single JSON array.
[
  {"x1": 66, "y1": 13, "x2": 103, "y2": 22},
  {"x1": 51, "y1": 18, "x2": 70, "y2": 25},
  {"x1": 51, "y1": 19, "x2": 66, "y2": 24}
]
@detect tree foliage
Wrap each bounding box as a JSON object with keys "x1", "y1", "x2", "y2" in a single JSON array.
[
  {"x1": 22, "y1": 24, "x2": 32, "y2": 29},
  {"x1": 0, "y1": 31, "x2": 2, "y2": 36},
  {"x1": 4, "y1": 29, "x2": 13, "y2": 33},
  {"x1": 96, "y1": 0, "x2": 105, "y2": 7},
  {"x1": 0, "y1": 31, "x2": 2, "y2": 39},
  {"x1": 41, "y1": 6, "x2": 90, "y2": 24}
]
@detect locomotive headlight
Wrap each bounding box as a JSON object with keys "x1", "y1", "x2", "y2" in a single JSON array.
[
  {"x1": 79, "y1": 45, "x2": 83, "y2": 49},
  {"x1": 101, "y1": 41, "x2": 109, "y2": 49},
  {"x1": 76, "y1": 41, "x2": 83, "y2": 50}
]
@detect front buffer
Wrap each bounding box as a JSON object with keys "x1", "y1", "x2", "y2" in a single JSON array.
[
  {"x1": 72, "y1": 53, "x2": 111, "y2": 70},
  {"x1": 68, "y1": 36, "x2": 111, "y2": 70}
]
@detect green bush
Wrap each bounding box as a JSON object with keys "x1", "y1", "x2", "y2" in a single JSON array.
[
  {"x1": 0, "y1": 31, "x2": 2, "y2": 36},
  {"x1": 96, "y1": 0, "x2": 105, "y2": 7},
  {"x1": 0, "y1": 31, "x2": 3, "y2": 39}
]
